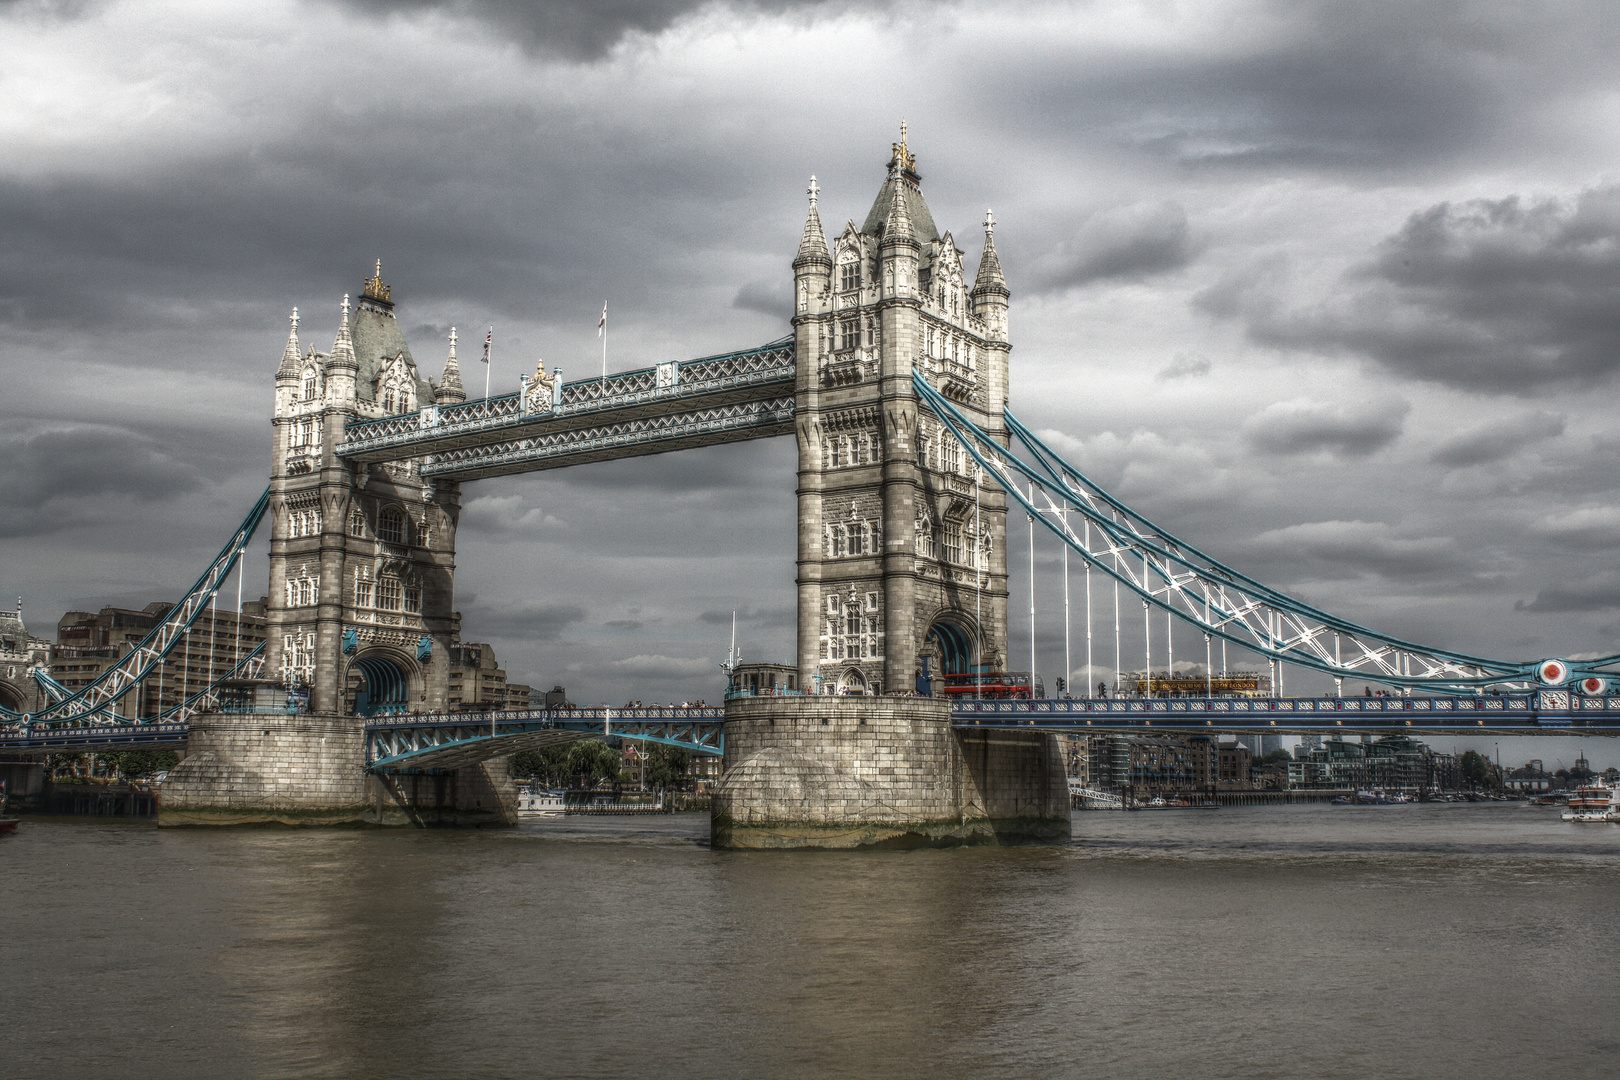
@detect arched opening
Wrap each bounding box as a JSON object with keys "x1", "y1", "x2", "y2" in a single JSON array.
[
  {"x1": 926, "y1": 620, "x2": 975, "y2": 677},
  {"x1": 920, "y1": 618, "x2": 978, "y2": 697},
  {"x1": 837, "y1": 668, "x2": 868, "y2": 695},
  {"x1": 0, "y1": 680, "x2": 24, "y2": 714},
  {"x1": 351, "y1": 652, "x2": 412, "y2": 716}
]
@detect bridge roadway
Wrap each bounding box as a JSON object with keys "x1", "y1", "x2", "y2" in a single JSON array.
[{"x1": 5, "y1": 691, "x2": 1615, "y2": 768}]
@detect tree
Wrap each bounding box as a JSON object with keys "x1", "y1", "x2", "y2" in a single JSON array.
[
  {"x1": 507, "y1": 739, "x2": 622, "y2": 788},
  {"x1": 1459, "y1": 750, "x2": 1491, "y2": 789},
  {"x1": 104, "y1": 750, "x2": 179, "y2": 779},
  {"x1": 1256, "y1": 749, "x2": 1292, "y2": 766},
  {"x1": 645, "y1": 746, "x2": 690, "y2": 791}
]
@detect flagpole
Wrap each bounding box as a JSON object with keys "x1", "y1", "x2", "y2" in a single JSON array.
[
  {"x1": 484, "y1": 325, "x2": 492, "y2": 400},
  {"x1": 600, "y1": 301, "x2": 607, "y2": 388}
]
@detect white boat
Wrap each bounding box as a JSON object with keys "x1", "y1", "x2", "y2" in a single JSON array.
[
  {"x1": 517, "y1": 788, "x2": 567, "y2": 816},
  {"x1": 1561, "y1": 783, "x2": 1617, "y2": 822}
]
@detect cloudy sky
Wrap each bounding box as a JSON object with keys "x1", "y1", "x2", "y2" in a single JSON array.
[{"x1": 4, "y1": 0, "x2": 1620, "y2": 766}]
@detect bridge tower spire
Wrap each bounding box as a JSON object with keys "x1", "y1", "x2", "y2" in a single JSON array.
[{"x1": 437, "y1": 327, "x2": 466, "y2": 405}]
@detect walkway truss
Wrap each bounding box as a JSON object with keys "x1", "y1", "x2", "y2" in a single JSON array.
[
  {"x1": 1, "y1": 488, "x2": 271, "y2": 729},
  {"x1": 914, "y1": 372, "x2": 1620, "y2": 696}
]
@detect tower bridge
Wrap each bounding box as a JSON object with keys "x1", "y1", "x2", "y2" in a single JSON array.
[{"x1": 6, "y1": 131, "x2": 1619, "y2": 842}]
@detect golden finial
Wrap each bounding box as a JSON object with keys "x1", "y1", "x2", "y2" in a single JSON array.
[
  {"x1": 362, "y1": 259, "x2": 391, "y2": 303},
  {"x1": 535, "y1": 356, "x2": 546, "y2": 379},
  {"x1": 891, "y1": 120, "x2": 915, "y2": 174}
]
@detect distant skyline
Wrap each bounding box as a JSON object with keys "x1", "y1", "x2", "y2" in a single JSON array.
[{"x1": 4, "y1": 1, "x2": 1620, "y2": 765}]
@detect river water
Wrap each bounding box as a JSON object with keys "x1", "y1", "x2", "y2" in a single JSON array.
[{"x1": 5, "y1": 804, "x2": 1618, "y2": 1079}]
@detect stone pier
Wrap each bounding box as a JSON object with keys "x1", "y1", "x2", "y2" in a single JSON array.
[
  {"x1": 712, "y1": 696, "x2": 1070, "y2": 849},
  {"x1": 159, "y1": 710, "x2": 516, "y2": 827}
]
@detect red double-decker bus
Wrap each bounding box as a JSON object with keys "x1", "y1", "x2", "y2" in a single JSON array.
[{"x1": 940, "y1": 671, "x2": 1045, "y2": 699}]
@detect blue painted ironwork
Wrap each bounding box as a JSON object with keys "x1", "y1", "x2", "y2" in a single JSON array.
[
  {"x1": 419, "y1": 397, "x2": 794, "y2": 481},
  {"x1": 0, "y1": 720, "x2": 191, "y2": 752},
  {"x1": 364, "y1": 707, "x2": 724, "y2": 771},
  {"x1": 337, "y1": 337, "x2": 794, "y2": 467},
  {"x1": 951, "y1": 693, "x2": 1620, "y2": 732},
  {"x1": 3, "y1": 489, "x2": 272, "y2": 725},
  {"x1": 913, "y1": 372, "x2": 1620, "y2": 693}
]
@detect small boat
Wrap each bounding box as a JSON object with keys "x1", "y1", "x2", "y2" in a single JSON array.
[
  {"x1": 1562, "y1": 783, "x2": 1617, "y2": 823},
  {"x1": 517, "y1": 788, "x2": 568, "y2": 817},
  {"x1": 0, "y1": 785, "x2": 16, "y2": 833}
]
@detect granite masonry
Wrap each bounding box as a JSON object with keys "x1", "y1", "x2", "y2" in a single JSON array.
[
  {"x1": 713, "y1": 695, "x2": 1070, "y2": 849},
  {"x1": 159, "y1": 707, "x2": 515, "y2": 827}
]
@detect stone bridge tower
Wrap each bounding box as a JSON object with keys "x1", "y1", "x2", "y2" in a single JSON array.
[
  {"x1": 793, "y1": 133, "x2": 1012, "y2": 697},
  {"x1": 267, "y1": 266, "x2": 463, "y2": 716}
]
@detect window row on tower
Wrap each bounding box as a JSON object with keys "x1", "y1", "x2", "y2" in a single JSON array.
[
  {"x1": 288, "y1": 508, "x2": 323, "y2": 538},
  {"x1": 821, "y1": 590, "x2": 883, "y2": 662},
  {"x1": 826, "y1": 517, "x2": 882, "y2": 558},
  {"x1": 286, "y1": 571, "x2": 321, "y2": 608},
  {"x1": 352, "y1": 566, "x2": 421, "y2": 614},
  {"x1": 823, "y1": 431, "x2": 881, "y2": 469}
]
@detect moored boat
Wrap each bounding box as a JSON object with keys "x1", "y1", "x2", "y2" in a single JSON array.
[{"x1": 1561, "y1": 783, "x2": 1617, "y2": 822}]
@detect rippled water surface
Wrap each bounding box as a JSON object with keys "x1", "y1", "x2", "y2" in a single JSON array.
[{"x1": 5, "y1": 804, "x2": 1618, "y2": 1079}]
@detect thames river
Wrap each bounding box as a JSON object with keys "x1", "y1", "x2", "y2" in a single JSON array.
[{"x1": 6, "y1": 804, "x2": 1618, "y2": 1079}]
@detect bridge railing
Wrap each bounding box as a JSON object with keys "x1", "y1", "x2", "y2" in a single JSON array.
[{"x1": 338, "y1": 338, "x2": 795, "y2": 458}]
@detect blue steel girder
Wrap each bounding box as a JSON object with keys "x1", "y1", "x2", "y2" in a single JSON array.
[
  {"x1": 0, "y1": 721, "x2": 191, "y2": 753},
  {"x1": 365, "y1": 708, "x2": 725, "y2": 772},
  {"x1": 336, "y1": 338, "x2": 795, "y2": 471},
  {"x1": 951, "y1": 694, "x2": 1620, "y2": 734},
  {"x1": 9, "y1": 488, "x2": 271, "y2": 725},
  {"x1": 420, "y1": 396, "x2": 793, "y2": 481}
]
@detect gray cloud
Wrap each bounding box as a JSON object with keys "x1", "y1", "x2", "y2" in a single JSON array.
[
  {"x1": 733, "y1": 277, "x2": 792, "y2": 318},
  {"x1": 1430, "y1": 412, "x2": 1565, "y2": 467},
  {"x1": 1207, "y1": 186, "x2": 1620, "y2": 393},
  {"x1": 1246, "y1": 521, "x2": 1472, "y2": 583},
  {"x1": 336, "y1": 0, "x2": 869, "y2": 61},
  {"x1": 0, "y1": 425, "x2": 211, "y2": 537},
  {"x1": 1242, "y1": 397, "x2": 1408, "y2": 458},
  {"x1": 1157, "y1": 352, "x2": 1211, "y2": 380},
  {"x1": 1528, "y1": 507, "x2": 1620, "y2": 552},
  {"x1": 699, "y1": 606, "x2": 794, "y2": 628},
  {"x1": 1030, "y1": 201, "x2": 1191, "y2": 292},
  {"x1": 1516, "y1": 573, "x2": 1620, "y2": 614},
  {"x1": 456, "y1": 601, "x2": 587, "y2": 640}
]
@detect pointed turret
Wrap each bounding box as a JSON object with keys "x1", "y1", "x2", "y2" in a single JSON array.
[
  {"x1": 437, "y1": 326, "x2": 466, "y2": 405},
  {"x1": 971, "y1": 209, "x2": 1009, "y2": 339},
  {"x1": 793, "y1": 176, "x2": 832, "y2": 318},
  {"x1": 794, "y1": 176, "x2": 831, "y2": 269},
  {"x1": 277, "y1": 308, "x2": 302, "y2": 378},
  {"x1": 330, "y1": 294, "x2": 356, "y2": 370},
  {"x1": 882, "y1": 165, "x2": 915, "y2": 244}
]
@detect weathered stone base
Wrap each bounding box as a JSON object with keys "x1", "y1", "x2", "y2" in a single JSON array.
[
  {"x1": 712, "y1": 696, "x2": 1070, "y2": 850},
  {"x1": 158, "y1": 711, "x2": 516, "y2": 828}
]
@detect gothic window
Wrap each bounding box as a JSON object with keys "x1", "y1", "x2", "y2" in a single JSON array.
[
  {"x1": 404, "y1": 586, "x2": 422, "y2": 614},
  {"x1": 848, "y1": 523, "x2": 865, "y2": 557},
  {"x1": 353, "y1": 567, "x2": 373, "y2": 608},
  {"x1": 383, "y1": 390, "x2": 396, "y2": 413},
  {"x1": 839, "y1": 319, "x2": 858, "y2": 351},
  {"x1": 865, "y1": 592, "x2": 879, "y2": 612},
  {"x1": 864, "y1": 319, "x2": 876, "y2": 347},
  {"x1": 378, "y1": 506, "x2": 406, "y2": 545},
  {"x1": 827, "y1": 594, "x2": 840, "y2": 615},
  {"x1": 348, "y1": 508, "x2": 366, "y2": 538},
  {"x1": 925, "y1": 325, "x2": 935, "y2": 357},
  {"x1": 845, "y1": 610, "x2": 862, "y2": 658},
  {"x1": 378, "y1": 577, "x2": 402, "y2": 611},
  {"x1": 944, "y1": 524, "x2": 964, "y2": 564},
  {"x1": 840, "y1": 262, "x2": 859, "y2": 291},
  {"x1": 830, "y1": 525, "x2": 846, "y2": 557},
  {"x1": 304, "y1": 368, "x2": 318, "y2": 400},
  {"x1": 828, "y1": 439, "x2": 842, "y2": 468}
]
